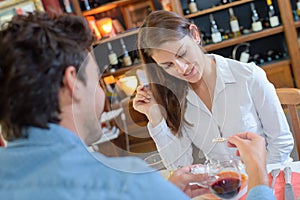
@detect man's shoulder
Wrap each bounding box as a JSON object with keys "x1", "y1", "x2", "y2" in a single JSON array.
[{"x1": 89, "y1": 154, "x2": 189, "y2": 199}]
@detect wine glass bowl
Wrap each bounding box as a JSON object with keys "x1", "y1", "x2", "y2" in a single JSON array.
[
  {"x1": 205, "y1": 155, "x2": 242, "y2": 199},
  {"x1": 190, "y1": 154, "x2": 244, "y2": 199}
]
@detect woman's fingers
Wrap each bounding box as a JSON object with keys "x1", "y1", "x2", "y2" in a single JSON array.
[{"x1": 136, "y1": 86, "x2": 151, "y2": 98}]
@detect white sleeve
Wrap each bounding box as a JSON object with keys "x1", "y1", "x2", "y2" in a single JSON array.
[
  {"x1": 147, "y1": 118, "x2": 193, "y2": 170},
  {"x1": 250, "y1": 65, "x2": 294, "y2": 164}
]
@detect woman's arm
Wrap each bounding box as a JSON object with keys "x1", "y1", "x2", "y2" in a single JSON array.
[
  {"x1": 147, "y1": 118, "x2": 193, "y2": 170},
  {"x1": 250, "y1": 65, "x2": 294, "y2": 163}
]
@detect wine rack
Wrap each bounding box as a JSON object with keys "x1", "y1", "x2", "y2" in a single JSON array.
[
  {"x1": 204, "y1": 25, "x2": 284, "y2": 51},
  {"x1": 185, "y1": 0, "x2": 254, "y2": 19},
  {"x1": 170, "y1": 0, "x2": 298, "y2": 88}
]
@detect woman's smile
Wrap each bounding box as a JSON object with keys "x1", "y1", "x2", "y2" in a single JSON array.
[{"x1": 183, "y1": 66, "x2": 195, "y2": 77}]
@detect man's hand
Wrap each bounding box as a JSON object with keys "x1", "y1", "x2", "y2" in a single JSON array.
[
  {"x1": 227, "y1": 132, "x2": 269, "y2": 190},
  {"x1": 168, "y1": 165, "x2": 209, "y2": 198}
]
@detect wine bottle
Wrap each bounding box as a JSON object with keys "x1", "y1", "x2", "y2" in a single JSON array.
[
  {"x1": 228, "y1": 8, "x2": 241, "y2": 38},
  {"x1": 267, "y1": 50, "x2": 280, "y2": 61},
  {"x1": 209, "y1": 14, "x2": 222, "y2": 43},
  {"x1": 107, "y1": 42, "x2": 119, "y2": 72},
  {"x1": 253, "y1": 53, "x2": 265, "y2": 65},
  {"x1": 250, "y1": 3, "x2": 263, "y2": 32},
  {"x1": 266, "y1": 0, "x2": 280, "y2": 27},
  {"x1": 188, "y1": 0, "x2": 198, "y2": 13},
  {"x1": 62, "y1": 0, "x2": 73, "y2": 13},
  {"x1": 263, "y1": 52, "x2": 272, "y2": 63},
  {"x1": 120, "y1": 38, "x2": 132, "y2": 67},
  {"x1": 79, "y1": 0, "x2": 91, "y2": 11}
]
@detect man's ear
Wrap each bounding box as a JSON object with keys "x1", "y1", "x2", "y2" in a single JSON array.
[
  {"x1": 189, "y1": 24, "x2": 201, "y2": 45},
  {"x1": 62, "y1": 66, "x2": 79, "y2": 101}
]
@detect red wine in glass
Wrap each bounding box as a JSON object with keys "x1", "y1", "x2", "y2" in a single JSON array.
[
  {"x1": 210, "y1": 171, "x2": 241, "y2": 199},
  {"x1": 211, "y1": 177, "x2": 241, "y2": 198}
]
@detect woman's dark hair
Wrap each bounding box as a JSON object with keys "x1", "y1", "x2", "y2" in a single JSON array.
[
  {"x1": 138, "y1": 10, "x2": 194, "y2": 137},
  {"x1": 0, "y1": 12, "x2": 94, "y2": 140}
]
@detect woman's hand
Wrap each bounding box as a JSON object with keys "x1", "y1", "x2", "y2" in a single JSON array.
[
  {"x1": 133, "y1": 85, "x2": 163, "y2": 126},
  {"x1": 168, "y1": 165, "x2": 209, "y2": 198}
]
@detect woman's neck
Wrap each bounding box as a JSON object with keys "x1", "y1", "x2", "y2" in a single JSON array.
[
  {"x1": 191, "y1": 56, "x2": 216, "y2": 91},
  {"x1": 190, "y1": 57, "x2": 217, "y2": 112}
]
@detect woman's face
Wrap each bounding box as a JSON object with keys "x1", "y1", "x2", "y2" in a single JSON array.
[{"x1": 151, "y1": 35, "x2": 205, "y2": 83}]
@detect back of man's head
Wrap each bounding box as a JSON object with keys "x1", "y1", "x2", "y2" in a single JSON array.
[{"x1": 0, "y1": 12, "x2": 94, "y2": 141}]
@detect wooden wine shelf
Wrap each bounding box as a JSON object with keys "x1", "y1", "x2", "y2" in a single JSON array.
[
  {"x1": 261, "y1": 59, "x2": 290, "y2": 69},
  {"x1": 93, "y1": 29, "x2": 139, "y2": 46},
  {"x1": 261, "y1": 59, "x2": 294, "y2": 88},
  {"x1": 102, "y1": 63, "x2": 142, "y2": 77},
  {"x1": 82, "y1": 0, "x2": 143, "y2": 16},
  {"x1": 185, "y1": 0, "x2": 253, "y2": 19},
  {"x1": 204, "y1": 26, "x2": 284, "y2": 52}
]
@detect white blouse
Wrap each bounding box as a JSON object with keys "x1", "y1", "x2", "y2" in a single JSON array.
[{"x1": 147, "y1": 54, "x2": 294, "y2": 170}]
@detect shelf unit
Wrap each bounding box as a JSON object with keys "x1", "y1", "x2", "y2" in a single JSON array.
[
  {"x1": 168, "y1": 0, "x2": 300, "y2": 88},
  {"x1": 277, "y1": 0, "x2": 300, "y2": 87},
  {"x1": 102, "y1": 63, "x2": 142, "y2": 77},
  {"x1": 90, "y1": 0, "x2": 300, "y2": 89},
  {"x1": 93, "y1": 29, "x2": 139, "y2": 46},
  {"x1": 81, "y1": 0, "x2": 134, "y2": 16},
  {"x1": 204, "y1": 26, "x2": 284, "y2": 52},
  {"x1": 262, "y1": 59, "x2": 294, "y2": 88},
  {"x1": 96, "y1": 0, "x2": 297, "y2": 89},
  {"x1": 185, "y1": 0, "x2": 253, "y2": 19}
]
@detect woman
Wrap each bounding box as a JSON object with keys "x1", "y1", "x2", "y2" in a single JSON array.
[{"x1": 133, "y1": 10, "x2": 294, "y2": 170}]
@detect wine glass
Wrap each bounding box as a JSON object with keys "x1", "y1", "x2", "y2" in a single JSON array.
[
  {"x1": 205, "y1": 154, "x2": 242, "y2": 199},
  {"x1": 190, "y1": 154, "x2": 243, "y2": 199}
]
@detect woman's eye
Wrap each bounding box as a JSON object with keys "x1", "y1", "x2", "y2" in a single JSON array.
[
  {"x1": 178, "y1": 50, "x2": 187, "y2": 58},
  {"x1": 164, "y1": 63, "x2": 173, "y2": 69}
]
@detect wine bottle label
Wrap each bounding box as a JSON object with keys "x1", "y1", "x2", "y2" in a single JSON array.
[
  {"x1": 123, "y1": 56, "x2": 132, "y2": 67},
  {"x1": 252, "y1": 21, "x2": 263, "y2": 32},
  {"x1": 297, "y1": 9, "x2": 300, "y2": 17},
  {"x1": 230, "y1": 20, "x2": 240, "y2": 32},
  {"x1": 240, "y1": 52, "x2": 250, "y2": 63},
  {"x1": 188, "y1": 2, "x2": 198, "y2": 13},
  {"x1": 270, "y1": 16, "x2": 279, "y2": 27},
  {"x1": 266, "y1": 0, "x2": 272, "y2": 6},
  {"x1": 212, "y1": 32, "x2": 222, "y2": 43},
  {"x1": 108, "y1": 53, "x2": 118, "y2": 65}
]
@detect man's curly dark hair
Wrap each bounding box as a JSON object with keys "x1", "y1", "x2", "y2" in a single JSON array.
[{"x1": 0, "y1": 12, "x2": 94, "y2": 140}]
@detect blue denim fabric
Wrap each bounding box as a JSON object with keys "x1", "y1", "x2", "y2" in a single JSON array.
[
  {"x1": 247, "y1": 185, "x2": 276, "y2": 200},
  {"x1": 0, "y1": 124, "x2": 189, "y2": 200}
]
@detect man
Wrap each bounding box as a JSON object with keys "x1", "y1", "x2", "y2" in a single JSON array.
[{"x1": 0, "y1": 12, "x2": 194, "y2": 199}]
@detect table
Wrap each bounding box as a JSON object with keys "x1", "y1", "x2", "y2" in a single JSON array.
[{"x1": 160, "y1": 161, "x2": 300, "y2": 200}]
